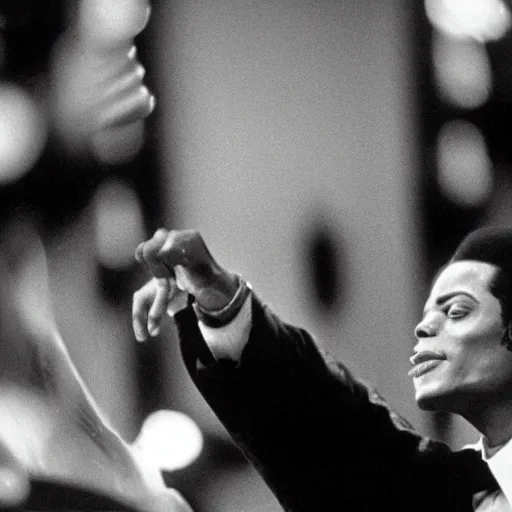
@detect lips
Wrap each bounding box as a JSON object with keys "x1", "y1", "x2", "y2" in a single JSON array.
[
  {"x1": 408, "y1": 351, "x2": 446, "y2": 378},
  {"x1": 410, "y1": 350, "x2": 445, "y2": 366}
]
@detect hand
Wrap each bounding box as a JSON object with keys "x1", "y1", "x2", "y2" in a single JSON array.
[
  {"x1": 133, "y1": 229, "x2": 239, "y2": 340},
  {"x1": 132, "y1": 277, "x2": 185, "y2": 341},
  {"x1": 50, "y1": 2, "x2": 155, "y2": 162}
]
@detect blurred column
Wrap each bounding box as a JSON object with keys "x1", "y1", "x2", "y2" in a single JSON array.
[
  {"x1": 0, "y1": 0, "x2": 164, "y2": 439},
  {"x1": 153, "y1": 0, "x2": 424, "y2": 510},
  {"x1": 415, "y1": 0, "x2": 512, "y2": 447}
]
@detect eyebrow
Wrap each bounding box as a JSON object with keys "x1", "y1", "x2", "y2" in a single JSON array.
[{"x1": 423, "y1": 291, "x2": 479, "y2": 316}]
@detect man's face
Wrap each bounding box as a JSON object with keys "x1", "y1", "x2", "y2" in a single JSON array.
[{"x1": 412, "y1": 260, "x2": 512, "y2": 415}]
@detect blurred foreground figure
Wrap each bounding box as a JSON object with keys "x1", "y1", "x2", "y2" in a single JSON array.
[
  {"x1": 0, "y1": 2, "x2": 196, "y2": 508},
  {"x1": 50, "y1": 0, "x2": 156, "y2": 164},
  {"x1": 0, "y1": 0, "x2": 156, "y2": 189},
  {"x1": 0, "y1": 220, "x2": 193, "y2": 512},
  {"x1": 133, "y1": 227, "x2": 512, "y2": 511}
]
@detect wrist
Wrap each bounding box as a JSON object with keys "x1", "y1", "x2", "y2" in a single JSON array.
[
  {"x1": 194, "y1": 276, "x2": 251, "y2": 327},
  {"x1": 194, "y1": 269, "x2": 239, "y2": 311}
]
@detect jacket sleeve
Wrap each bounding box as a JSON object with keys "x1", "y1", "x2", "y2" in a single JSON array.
[{"x1": 174, "y1": 294, "x2": 493, "y2": 512}]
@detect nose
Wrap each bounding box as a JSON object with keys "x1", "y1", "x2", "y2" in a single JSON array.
[{"x1": 414, "y1": 318, "x2": 437, "y2": 339}]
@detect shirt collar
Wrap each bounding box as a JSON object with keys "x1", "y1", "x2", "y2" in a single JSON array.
[{"x1": 480, "y1": 436, "x2": 512, "y2": 508}]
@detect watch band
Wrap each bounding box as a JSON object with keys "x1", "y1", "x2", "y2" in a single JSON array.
[{"x1": 193, "y1": 276, "x2": 251, "y2": 328}]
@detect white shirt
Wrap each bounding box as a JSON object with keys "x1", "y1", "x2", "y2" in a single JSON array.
[
  {"x1": 196, "y1": 294, "x2": 512, "y2": 511},
  {"x1": 468, "y1": 438, "x2": 512, "y2": 511},
  {"x1": 197, "y1": 293, "x2": 253, "y2": 362}
]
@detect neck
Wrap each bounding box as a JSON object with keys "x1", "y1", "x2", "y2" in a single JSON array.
[{"x1": 462, "y1": 398, "x2": 512, "y2": 448}]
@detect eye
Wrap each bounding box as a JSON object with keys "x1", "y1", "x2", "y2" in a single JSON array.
[{"x1": 445, "y1": 304, "x2": 469, "y2": 319}]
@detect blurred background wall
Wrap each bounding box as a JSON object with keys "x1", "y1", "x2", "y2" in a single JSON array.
[
  {"x1": 2, "y1": 0, "x2": 512, "y2": 511},
  {"x1": 153, "y1": 2, "x2": 424, "y2": 509}
]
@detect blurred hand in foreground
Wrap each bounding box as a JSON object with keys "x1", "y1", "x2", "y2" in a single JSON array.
[{"x1": 50, "y1": 0, "x2": 155, "y2": 163}]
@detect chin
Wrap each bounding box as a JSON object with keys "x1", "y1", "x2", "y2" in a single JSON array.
[
  {"x1": 413, "y1": 382, "x2": 454, "y2": 412},
  {"x1": 415, "y1": 392, "x2": 442, "y2": 411}
]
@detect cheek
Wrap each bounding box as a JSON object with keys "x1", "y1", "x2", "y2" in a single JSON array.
[
  {"x1": 450, "y1": 314, "x2": 504, "y2": 355},
  {"x1": 416, "y1": 325, "x2": 503, "y2": 386},
  {"x1": 413, "y1": 317, "x2": 509, "y2": 407},
  {"x1": 445, "y1": 326, "x2": 509, "y2": 386}
]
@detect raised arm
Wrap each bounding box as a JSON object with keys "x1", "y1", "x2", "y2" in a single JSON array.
[{"x1": 133, "y1": 228, "x2": 495, "y2": 512}]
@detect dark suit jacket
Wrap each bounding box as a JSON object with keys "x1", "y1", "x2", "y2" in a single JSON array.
[{"x1": 175, "y1": 295, "x2": 498, "y2": 511}]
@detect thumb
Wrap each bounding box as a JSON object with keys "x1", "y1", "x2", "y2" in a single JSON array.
[{"x1": 174, "y1": 265, "x2": 197, "y2": 296}]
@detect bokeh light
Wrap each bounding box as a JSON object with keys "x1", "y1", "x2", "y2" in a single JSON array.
[
  {"x1": 436, "y1": 119, "x2": 493, "y2": 208},
  {"x1": 0, "y1": 83, "x2": 47, "y2": 184},
  {"x1": 432, "y1": 31, "x2": 492, "y2": 109},
  {"x1": 425, "y1": 0, "x2": 511, "y2": 42},
  {"x1": 135, "y1": 410, "x2": 203, "y2": 472},
  {"x1": 78, "y1": 0, "x2": 151, "y2": 45},
  {"x1": 93, "y1": 178, "x2": 146, "y2": 269}
]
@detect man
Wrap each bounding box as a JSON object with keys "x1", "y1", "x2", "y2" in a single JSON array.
[{"x1": 133, "y1": 227, "x2": 512, "y2": 511}]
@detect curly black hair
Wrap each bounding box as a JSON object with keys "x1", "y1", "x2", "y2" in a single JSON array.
[{"x1": 451, "y1": 227, "x2": 512, "y2": 351}]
